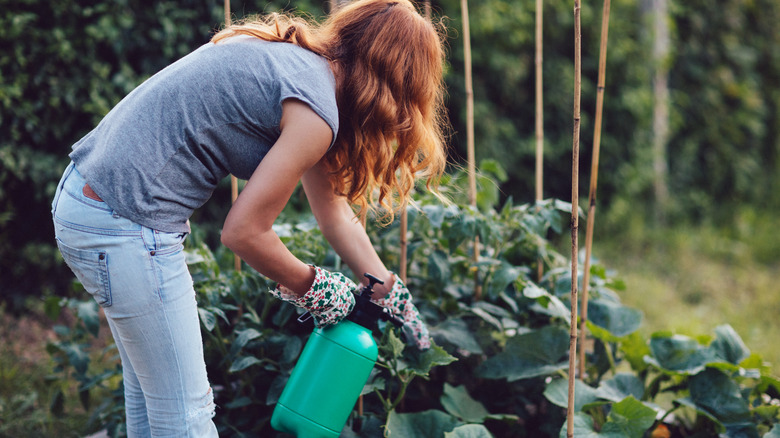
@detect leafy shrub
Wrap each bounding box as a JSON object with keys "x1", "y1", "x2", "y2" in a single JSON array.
[{"x1": 48, "y1": 164, "x2": 780, "y2": 437}]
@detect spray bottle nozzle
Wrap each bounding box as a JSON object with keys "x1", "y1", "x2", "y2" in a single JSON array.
[{"x1": 361, "y1": 273, "x2": 384, "y2": 296}]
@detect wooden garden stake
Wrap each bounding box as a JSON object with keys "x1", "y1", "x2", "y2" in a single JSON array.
[
  {"x1": 535, "y1": 0, "x2": 544, "y2": 282},
  {"x1": 566, "y1": 0, "x2": 582, "y2": 437},
  {"x1": 578, "y1": 0, "x2": 611, "y2": 379},
  {"x1": 460, "y1": 0, "x2": 482, "y2": 300}
]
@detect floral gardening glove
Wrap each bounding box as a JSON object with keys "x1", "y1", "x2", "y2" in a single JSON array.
[
  {"x1": 372, "y1": 273, "x2": 431, "y2": 350},
  {"x1": 270, "y1": 266, "x2": 356, "y2": 328}
]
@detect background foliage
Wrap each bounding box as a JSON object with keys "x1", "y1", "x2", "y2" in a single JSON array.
[{"x1": 43, "y1": 170, "x2": 780, "y2": 437}]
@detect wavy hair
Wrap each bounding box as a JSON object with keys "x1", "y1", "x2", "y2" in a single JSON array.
[{"x1": 212, "y1": 0, "x2": 448, "y2": 221}]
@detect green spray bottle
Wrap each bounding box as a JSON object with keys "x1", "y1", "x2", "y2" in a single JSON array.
[{"x1": 271, "y1": 273, "x2": 403, "y2": 438}]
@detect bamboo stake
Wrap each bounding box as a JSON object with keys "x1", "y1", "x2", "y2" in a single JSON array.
[
  {"x1": 566, "y1": 0, "x2": 582, "y2": 437},
  {"x1": 535, "y1": 0, "x2": 544, "y2": 282},
  {"x1": 460, "y1": 0, "x2": 481, "y2": 300},
  {"x1": 578, "y1": 0, "x2": 611, "y2": 379},
  {"x1": 535, "y1": 0, "x2": 544, "y2": 204}
]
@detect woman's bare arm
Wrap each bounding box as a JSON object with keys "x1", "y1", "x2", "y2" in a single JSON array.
[
  {"x1": 221, "y1": 99, "x2": 332, "y2": 295},
  {"x1": 301, "y1": 160, "x2": 394, "y2": 299}
]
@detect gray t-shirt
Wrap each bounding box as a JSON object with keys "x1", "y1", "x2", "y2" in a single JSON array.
[{"x1": 70, "y1": 37, "x2": 339, "y2": 233}]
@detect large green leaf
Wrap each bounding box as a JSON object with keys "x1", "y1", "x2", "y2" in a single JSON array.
[
  {"x1": 596, "y1": 373, "x2": 645, "y2": 402},
  {"x1": 587, "y1": 299, "x2": 642, "y2": 338},
  {"x1": 403, "y1": 340, "x2": 458, "y2": 378},
  {"x1": 601, "y1": 396, "x2": 657, "y2": 437},
  {"x1": 709, "y1": 325, "x2": 750, "y2": 365},
  {"x1": 689, "y1": 368, "x2": 751, "y2": 425},
  {"x1": 543, "y1": 378, "x2": 600, "y2": 412},
  {"x1": 476, "y1": 325, "x2": 569, "y2": 381},
  {"x1": 523, "y1": 283, "x2": 571, "y2": 321},
  {"x1": 673, "y1": 397, "x2": 725, "y2": 433},
  {"x1": 648, "y1": 333, "x2": 715, "y2": 374},
  {"x1": 385, "y1": 409, "x2": 461, "y2": 438},
  {"x1": 556, "y1": 397, "x2": 656, "y2": 438},
  {"x1": 440, "y1": 384, "x2": 491, "y2": 423}
]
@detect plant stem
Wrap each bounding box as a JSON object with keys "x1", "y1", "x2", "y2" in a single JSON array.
[
  {"x1": 388, "y1": 375, "x2": 413, "y2": 412},
  {"x1": 566, "y1": 0, "x2": 582, "y2": 436},
  {"x1": 579, "y1": 0, "x2": 611, "y2": 379}
]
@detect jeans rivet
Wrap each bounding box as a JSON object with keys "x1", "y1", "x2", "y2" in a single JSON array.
[
  {"x1": 150, "y1": 250, "x2": 156, "y2": 256},
  {"x1": 99, "y1": 254, "x2": 105, "y2": 260}
]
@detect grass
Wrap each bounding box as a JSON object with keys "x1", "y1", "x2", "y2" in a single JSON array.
[{"x1": 593, "y1": 220, "x2": 780, "y2": 376}]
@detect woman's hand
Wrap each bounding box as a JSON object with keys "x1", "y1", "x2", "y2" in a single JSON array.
[
  {"x1": 270, "y1": 265, "x2": 356, "y2": 327},
  {"x1": 372, "y1": 273, "x2": 431, "y2": 350}
]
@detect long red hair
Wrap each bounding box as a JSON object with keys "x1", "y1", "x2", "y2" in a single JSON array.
[{"x1": 212, "y1": 0, "x2": 448, "y2": 221}]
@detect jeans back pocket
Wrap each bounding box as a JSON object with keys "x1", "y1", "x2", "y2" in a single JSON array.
[{"x1": 56, "y1": 238, "x2": 113, "y2": 307}]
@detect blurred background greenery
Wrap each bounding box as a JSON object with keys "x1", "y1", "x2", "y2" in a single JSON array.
[{"x1": 1, "y1": 0, "x2": 779, "y2": 433}]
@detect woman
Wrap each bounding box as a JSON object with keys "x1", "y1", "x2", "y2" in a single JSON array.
[{"x1": 51, "y1": 0, "x2": 447, "y2": 436}]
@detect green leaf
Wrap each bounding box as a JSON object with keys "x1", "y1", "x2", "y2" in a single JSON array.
[
  {"x1": 380, "y1": 326, "x2": 406, "y2": 361},
  {"x1": 595, "y1": 373, "x2": 645, "y2": 402},
  {"x1": 689, "y1": 368, "x2": 751, "y2": 425},
  {"x1": 428, "y1": 250, "x2": 452, "y2": 286},
  {"x1": 430, "y1": 318, "x2": 483, "y2": 354},
  {"x1": 523, "y1": 283, "x2": 570, "y2": 321},
  {"x1": 618, "y1": 331, "x2": 652, "y2": 372},
  {"x1": 544, "y1": 378, "x2": 600, "y2": 412},
  {"x1": 404, "y1": 340, "x2": 458, "y2": 377},
  {"x1": 587, "y1": 299, "x2": 642, "y2": 338},
  {"x1": 440, "y1": 384, "x2": 491, "y2": 423},
  {"x1": 444, "y1": 424, "x2": 494, "y2": 438},
  {"x1": 477, "y1": 325, "x2": 569, "y2": 381},
  {"x1": 280, "y1": 335, "x2": 303, "y2": 367},
  {"x1": 487, "y1": 262, "x2": 522, "y2": 299},
  {"x1": 557, "y1": 397, "x2": 656, "y2": 438},
  {"x1": 709, "y1": 325, "x2": 750, "y2": 365},
  {"x1": 198, "y1": 308, "x2": 216, "y2": 332},
  {"x1": 673, "y1": 397, "x2": 725, "y2": 432},
  {"x1": 229, "y1": 328, "x2": 262, "y2": 357},
  {"x1": 601, "y1": 396, "x2": 657, "y2": 437},
  {"x1": 229, "y1": 355, "x2": 261, "y2": 373},
  {"x1": 62, "y1": 343, "x2": 90, "y2": 376},
  {"x1": 648, "y1": 333, "x2": 715, "y2": 374},
  {"x1": 422, "y1": 205, "x2": 446, "y2": 229},
  {"x1": 386, "y1": 409, "x2": 461, "y2": 438},
  {"x1": 76, "y1": 300, "x2": 100, "y2": 338}
]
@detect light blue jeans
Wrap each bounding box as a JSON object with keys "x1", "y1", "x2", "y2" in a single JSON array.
[{"x1": 51, "y1": 163, "x2": 218, "y2": 437}]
